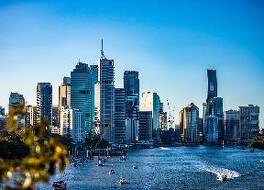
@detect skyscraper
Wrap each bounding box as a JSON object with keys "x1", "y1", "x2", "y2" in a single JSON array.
[
  {"x1": 114, "y1": 88, "x2": 127, "y2": 144},
  {"x1": 224, "y1": 110, "x2": 240, "y2": 143},
  {"x1": 58, "y1": 77, "x2": 71, "y2": 108},
  {"x1": 124, "y1": 71, "x2": 139, "y2": 142},
  {"x1": 60, "y1": 107, "x2": 84, "y2": 143},
  {"x1": 141, "y1": 92, "x2": 160, "y2": 130},
  {"x1": 206, "y1": 69, "x2": 217, "y2": 103},
  {"x1": 179, "y1": 103, "x2": 199, "y2": 143},
  {"x1": 138, "y1": 111, "x2": 153, "y2": 141},
  {"x1": 203, "y1": 69, "x2": 224, "y2": 144},
  {"x1": 71, "y1": 62, "x2": 97, "y2": 137},
  {"x1": 239, "y1": 105, "x2": 259, "y2": 141},
  {"x1": 36, "y1": 83, "x2": 52, "y2": 125},
  {"x1": 206, "y1": 115, "x2": 219, "y2": 143},
  {"x1": 99, "y1": 40, "x2": 115, "y2": 143}
]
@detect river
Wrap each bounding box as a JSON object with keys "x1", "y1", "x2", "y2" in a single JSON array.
[{"x1": 40, "y1": 146, "x2": 264, "y2": 190}]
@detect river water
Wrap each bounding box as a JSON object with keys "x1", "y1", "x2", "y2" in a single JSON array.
[{"x1": 40, "y1": 146, "x2": 264, "y2": 190}]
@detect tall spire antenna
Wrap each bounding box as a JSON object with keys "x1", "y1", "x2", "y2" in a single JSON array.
[{"x1": 101, "y1": 39, "x2": 104, "y2": 58}]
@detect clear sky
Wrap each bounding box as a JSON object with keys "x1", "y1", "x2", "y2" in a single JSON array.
[{"x1": 0, "y1": 0, "x2": 263, "y2": 127}]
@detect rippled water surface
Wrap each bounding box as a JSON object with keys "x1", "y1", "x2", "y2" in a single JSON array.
[{"x1": 40, "y1": 146, "x2": 264, "y2": 190}]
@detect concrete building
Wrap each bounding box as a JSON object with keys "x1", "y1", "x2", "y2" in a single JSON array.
[
  {"x1": 141, "y1": 91, "x2": 160, "y2": 130},
  {"x1": 71, "y1": 62, "x2": 98, "y2": 138},
  {"x1": 36, "y1": 83, "x2": 52, "y2": 125},
  {"x1": 239, "y1": 105, "x2": 260, "y2": 141},
  {"x1": 99, "y1": 40, "x2": 115, "y2": 143},
  {"x1": 179, "y1": 103, "x2": 199, "y2": 143},
  {"x1": 138, "y1": 111, "x2": 153, "y2": 141},
  {"x1": 114, "y1": 88, "x2": 127, "y2": 144},
  {"x1": 124, "y1": 71, "x2": 139, "y2": 142},
  {"x1": 60, "y1": 107, "x2": 84, "y2": 143},
  {"x1": 224, "y1": 110, "x2": 240, "y2": 143}
]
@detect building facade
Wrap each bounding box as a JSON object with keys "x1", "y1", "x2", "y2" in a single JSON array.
[
  {"x1": 60, "y1": 107, "x2": 84, "y2": 143},
  {"x1": 36, "y1": 83, "x2": 52, "y2": 125},
  {"x1": 71, "y1": 62, "x2": 97, "y2": 138},
  {"x1": 239, "y1": 105, "x2": 259, "y2": 141},
  {"x1": 141, "y1": 92, "x2": 160, "y2": 130},
  {"x1": 224, "y1": 110, "x2": 240, "y2": 143},
  {"x1": 58, "y1": 77, "x2": 71, "y2": 108},
  {"x1": 124, "y1": 71, "x2": 139, "y2": 142},
  {"x1": 138, "y1": 111, "x2": 153, "y2": 141},
  {"x1": 99, "y1": 43, "x2": 115, "y2": 143},
  {"x1": 179, "y1": 103, "x2": 199, "y2": 143},
  {"x1": 114, "y1": 88, "x2": 127, "y2": 144},
  {"x1": 206, "y1": 115, "x2": 219, "y2": 143}
]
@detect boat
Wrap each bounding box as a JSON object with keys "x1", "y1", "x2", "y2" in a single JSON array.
[
  {"x1": 217, "y1": 174, "x2": 227, "y2": 181},
  {"x1": 109, "y1": 169, "x2": 115, "y2": 175},
  {"x1": 97, "y1": 159, "x2": 103, "y2": 166},
  {"x1": 119, "y1": 177, "x2": 127, "y2": 185},
  {"x1": 132, "y1": 165, "x2": 138, "y2": 169},
  {"x1": 52, "y1": 180, "x2": 66, "y2": 190},
  {"x1": 120, "y1": 155, "x2": 127, "y2": 161}
]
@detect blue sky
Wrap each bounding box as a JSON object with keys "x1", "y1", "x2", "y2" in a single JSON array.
[{"x1": 0, "y1": 0, "x2": 263, "y2": 126}]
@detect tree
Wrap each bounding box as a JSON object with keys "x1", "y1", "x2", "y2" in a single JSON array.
[{"x1": 0, "y1": 103, "x2": 69, "y2": 189}]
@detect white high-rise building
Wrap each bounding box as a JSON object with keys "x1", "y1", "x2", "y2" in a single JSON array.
[{"x1": 60, "y1": 107, "x2": 84, "y2": 143}]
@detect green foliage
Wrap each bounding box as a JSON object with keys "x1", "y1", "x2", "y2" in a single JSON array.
[{"x1": 0, "y1": 104, "x2": 69, "y2": 189}]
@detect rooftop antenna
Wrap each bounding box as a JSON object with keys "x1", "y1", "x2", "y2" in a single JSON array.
[{"x1": 101, "y1": 39, "x2": 105, "y2": 58}]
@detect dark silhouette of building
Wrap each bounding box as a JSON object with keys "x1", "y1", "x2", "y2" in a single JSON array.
[
  {"x1": 36, "y1": 83, "x2": 52, "y2": 125},
  {"x1": 206, "y1": 69, "x2": 217, "y2": 103}
]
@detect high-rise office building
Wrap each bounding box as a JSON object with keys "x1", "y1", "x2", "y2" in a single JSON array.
[
  {"x1": 224, "y1": 110, "x2": 240, "y2": 143},
  {"x1": 141, "y1": 92, "x2": 160, "y2": 130},
  {"x1": 71, "y1": 62, "x2": 98, "y2": 137},
  {"x1": 60, "y1": 107, "x2": 84, "y2": 143},
  {"x1": 9, "y1": 92, "x2": 25, "y2": 127},
  {"x1": 203, "y1": 69, "x2": 224, "y2": 144},
  {"x1": 114, "y1": 88, "x2": 127, "y2": 144},
  {"x1": 138, "y1": 111, "x2": 153, "y2": 141},
  {"x1": 124, "y1": 71, "x2": 139, "y2": 142},
  {"x1": 210, "y1": 97, "x2": 224, "y2": 141},
  {"x1": 206, "y1": 115, "x2": 219, "y2": 143},
  {"x1": 206, "y1": 69, "x2": 217, "y2": 103},
  {"x1": 58, "y1": 77, "x2": 71, "y2": 108},
  {"x1": 179, "y1": 103, "x2": 199, "y2": 143},
  {"x1": 99, "y1": 40, "x2": 115, "y2": 143},
  {"x1": 36, "y1": 83, "x2": 52, "y2": 125},
  {"x1": 239, "y1": 105, "x2": 259, "y2": 141}
]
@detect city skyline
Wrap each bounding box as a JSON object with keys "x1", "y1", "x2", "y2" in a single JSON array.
[{"x1": 0, "y1": 0, "x2": 263, "y2": 127}]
